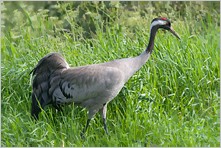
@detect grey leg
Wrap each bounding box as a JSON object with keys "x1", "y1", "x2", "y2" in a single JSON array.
[
  {"x1": 80, "y1": 119, "x2": 91, "y2": 139},
  {"x1": 80, "y1": 108, "x2": 99, "y2": 138},
  {"x1": 103, "y1": 117, "x2": 109, "y2": 135},
  {"x1": 99, "y1": 103, "x2": 109, "y2": 135}
]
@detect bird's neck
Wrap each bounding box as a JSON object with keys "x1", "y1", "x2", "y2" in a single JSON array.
[
  {"x1": 122, "y1": 26, "x2": 159, "y2": 81},
  {"x1": 132, "y1": 26, "x2": 159, "y2": 70},
  {"x1": 146, "y1": 26, "x2": 158, "y2": 54}
]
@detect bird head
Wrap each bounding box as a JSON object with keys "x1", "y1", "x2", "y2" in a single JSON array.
[{"x1": 150, "y1": 17, "x2": 180, "y2": 39}]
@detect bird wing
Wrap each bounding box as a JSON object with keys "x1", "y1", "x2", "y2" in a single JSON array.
[{"x1": 50, "y1": 64, "x2": 124, "y2": 106}]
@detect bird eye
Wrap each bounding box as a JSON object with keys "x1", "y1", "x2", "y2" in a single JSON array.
[{"x1": 167, "y1": 22, "x2": 171, "y2": 26}]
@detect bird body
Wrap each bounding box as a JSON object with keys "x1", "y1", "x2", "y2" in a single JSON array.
[
  {"x1": 31, "y1": 17, "x2": 180, "y2": 136},
  {"x1": 33, "y1": 51, "x2": 150, "y2": 117},
  {"x1": 55, "y1": 64, "x2": 125, "y2": 107}
]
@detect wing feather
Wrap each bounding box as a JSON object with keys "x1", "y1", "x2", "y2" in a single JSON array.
[{"x1": 51, "y1": 65, "x2": 124, "y2": 105}]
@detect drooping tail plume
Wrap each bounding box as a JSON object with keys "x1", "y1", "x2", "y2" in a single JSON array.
[{"x1": 30, "y1": 53, "x2": 69, "y2": 119}]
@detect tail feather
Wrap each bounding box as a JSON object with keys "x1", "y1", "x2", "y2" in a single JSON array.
[{"x1": 30, "y1": 52, "x2": 69, "y2": 119}]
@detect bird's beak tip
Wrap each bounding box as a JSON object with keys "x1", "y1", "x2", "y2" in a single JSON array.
[{"x1": 169, "y1": 27, "x2": 181, "y2": 40}]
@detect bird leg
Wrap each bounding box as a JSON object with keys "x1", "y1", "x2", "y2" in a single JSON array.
[
  {"x1": 80, "y1": 118, "x2": 91, "y2": 139},
  {"x1": 99, "y1": 103, "x2": 109, "y2": 135},
  {"x1": 102, "y1": 117, "x2": 108, "y2": 135},
  {"x1": 80, "y1": 108, "x2": 99, "y2": 138}
]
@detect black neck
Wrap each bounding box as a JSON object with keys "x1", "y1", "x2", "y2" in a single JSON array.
[{"x1": 146, "y1": 26, "x2": 159, "y2": 54}]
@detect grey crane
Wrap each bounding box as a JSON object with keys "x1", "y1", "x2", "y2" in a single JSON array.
[{"x1": 30, "y1": 17, "x2": 180, "y2": 136}]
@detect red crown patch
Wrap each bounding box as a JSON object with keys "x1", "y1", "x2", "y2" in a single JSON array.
[{"x1": 161, "y1": 17, "x2": 167, "y2": 20}]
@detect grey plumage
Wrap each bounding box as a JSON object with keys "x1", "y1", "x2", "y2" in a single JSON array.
[
  {"x1": 31, "y1": 53, "x2": 70, "y2": 118},
  {"x1": 30, "y1": 17, "x2": 180, "y2": 136}
]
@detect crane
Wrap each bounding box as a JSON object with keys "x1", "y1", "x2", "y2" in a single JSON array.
[{"x1": 30, "y1": 17, "x2": 180, "y2": 137}]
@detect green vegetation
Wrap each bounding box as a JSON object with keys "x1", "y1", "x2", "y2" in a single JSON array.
[{"x1": 1, "y1": 1, "x2": 220, "y2": 147}]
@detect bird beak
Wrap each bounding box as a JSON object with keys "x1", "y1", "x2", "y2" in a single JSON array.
[{"x1": 169, "y1": 27, "x2": 180, "y2": 39}]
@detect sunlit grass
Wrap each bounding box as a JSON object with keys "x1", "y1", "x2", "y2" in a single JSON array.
[{"x1": 1, "y1": 2, "x2": 220, "y2": 147}]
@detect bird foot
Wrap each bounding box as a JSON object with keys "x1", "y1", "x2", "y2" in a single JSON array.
[{"x1": 105, "y1": 130, "x2": 109, "y2": 136}]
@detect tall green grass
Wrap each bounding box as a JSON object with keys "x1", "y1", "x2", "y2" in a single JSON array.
[{"x1": 1, "y1": 2, "x2": 220, "y2": 147}]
